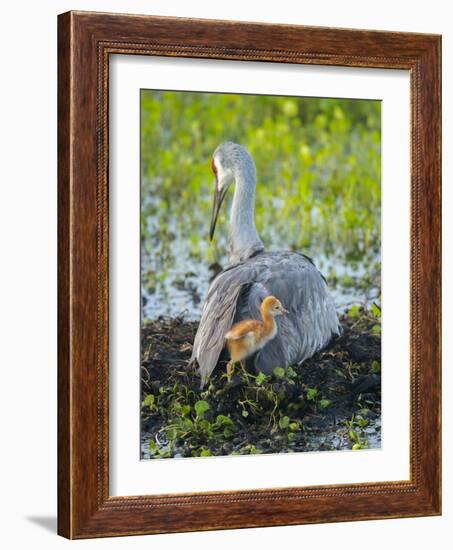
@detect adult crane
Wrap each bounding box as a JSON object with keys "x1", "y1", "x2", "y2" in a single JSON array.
[{"x1": 190, "y1": 142, "x2": 340, "y2": 388}]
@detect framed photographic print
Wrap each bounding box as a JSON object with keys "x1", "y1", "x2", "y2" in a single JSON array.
[{"x1": 58, "y1": 11, "x2": 441, "y2": 538}]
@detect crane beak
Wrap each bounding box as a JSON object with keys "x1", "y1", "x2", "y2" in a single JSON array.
[
  {"x1": 209, "y1": 184, "x2": 227, "y2": 241},
  {"x1": 282, "y1": 307, "x2": 289, "y2": 315}
]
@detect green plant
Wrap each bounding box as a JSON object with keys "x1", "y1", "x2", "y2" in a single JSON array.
[{"x1": 344, "y1": 414, "x2": 370, "y2": 450}]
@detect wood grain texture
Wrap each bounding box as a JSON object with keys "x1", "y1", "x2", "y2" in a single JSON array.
[
  {"x1": 57, "y1": 10, "x2": 442, "y2": 539},
  {"x1": 57, "y1": 11, "x2": 71, "y2": 538}
]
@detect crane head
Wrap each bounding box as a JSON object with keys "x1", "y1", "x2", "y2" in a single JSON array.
[
  {"x1": 209, "y1": 155, "x2": 231, "y2": 241},
  {"x1": 209, "y1": 142, "x2": 253, "y2": 241}
]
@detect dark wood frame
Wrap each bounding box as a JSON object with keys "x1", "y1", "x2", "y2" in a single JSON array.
[{"x1": 58, "y1": 10, "x2": 442, "y2": 539}]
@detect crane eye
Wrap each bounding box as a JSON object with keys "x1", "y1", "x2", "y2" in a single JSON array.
[{"x1": 211, "y1": 158, "x2": 217, "y2": 176}]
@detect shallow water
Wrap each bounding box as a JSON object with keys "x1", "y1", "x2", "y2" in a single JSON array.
[
  {"x1": 141, "y1": 416, "x2": 381, "y2": 459},
  {"x1": 141, "y1": 243, "x2": 380, "y2": 322},
  {"x1": 141, "y1": 178, "x2": 380, "y2": 322}
]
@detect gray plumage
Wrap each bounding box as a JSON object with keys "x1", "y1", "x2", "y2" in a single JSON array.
[{"x1": 191, "y1": 142, "x2": 341, "y2": 388}]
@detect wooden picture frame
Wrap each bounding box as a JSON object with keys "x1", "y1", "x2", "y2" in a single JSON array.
[{"x1": 58, "y1": 10, "x2": 441, "y2": 539}]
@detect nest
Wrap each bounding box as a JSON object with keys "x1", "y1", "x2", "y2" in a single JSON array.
[{"x1": 141, "y1": 308, "x2": 381, "y2": 459}]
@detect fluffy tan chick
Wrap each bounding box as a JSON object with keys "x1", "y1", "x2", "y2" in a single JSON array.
[{"x1": 224, "y1": 296, "x2": 288, "y2": 380}]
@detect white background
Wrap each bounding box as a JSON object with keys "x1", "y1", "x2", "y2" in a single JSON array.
[
  {"x1": 0, "y1": 1, "x2": 450, "y2": 548},
  {"x1": 110, "y1": 57, "x2": 410, "y2": 495}
]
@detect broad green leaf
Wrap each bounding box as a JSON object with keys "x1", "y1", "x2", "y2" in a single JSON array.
[
  {"x1": 306, "y1": 388, "x2": 318, "y2": 401},
  {"x1": 215, "y1": 414, "x2": 234, "y2": 427},
  {"x1": 370, "y1": 303, "x2": 381, "y2": 318},
  {"x1": 143, "y1": 394, "x2": 155, "y2": 409},
  {"x1": 194, "y1": 400, "x2": 210, "y2": 417},
  {"x1": 348, "y1": 304, "x2": 360, "y2": 318},
  {"x1": 286, "y1": 366, "x2": 297, "y2": 379},
  {"x1": 273, "y1": 367, "x2": 285, "y2": 379},
  {"x1": 279, "y1": 416, "x2": 290, "y2": 429},
  {"x1": 371, "y1": 360, "x2": 381, "y2": 373}
]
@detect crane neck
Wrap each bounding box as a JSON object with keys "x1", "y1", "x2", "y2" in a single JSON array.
[{"x1": 228, "y1": 168, "x2": 264, "y2": 264}]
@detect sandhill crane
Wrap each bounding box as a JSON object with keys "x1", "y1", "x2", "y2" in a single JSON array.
[{"x1": 191, "y1": 142, "x2": 341, "y2": 388}]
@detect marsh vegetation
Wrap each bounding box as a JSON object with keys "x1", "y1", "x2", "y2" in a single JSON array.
[{"x1": 140, "y1": 91, "x2": 381, "y2": 458}]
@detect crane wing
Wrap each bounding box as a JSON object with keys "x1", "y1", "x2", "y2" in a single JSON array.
[
  {"x1": 191, "y1": 251, "x2": 341, "y2": 387},
  {"x1": 244, "y1": 253, "x2": 341, "y2": 374},
  {"x1": 190, "y1": 259, "x2": 264, "y2": 388}
]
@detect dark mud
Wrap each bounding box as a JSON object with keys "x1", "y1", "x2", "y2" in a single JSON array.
[{"x1": 141, "y1": 306, "x2": 381, "y2": 459}]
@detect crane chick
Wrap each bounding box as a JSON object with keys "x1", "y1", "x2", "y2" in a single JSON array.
[{"x1": 224, "y1": 296, "x2": 288, "y2": 381}]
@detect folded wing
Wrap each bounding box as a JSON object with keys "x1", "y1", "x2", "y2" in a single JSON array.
[
  {"x1": 191, "y1": 251, "x2": 341, "y2": 387},
  {"x1": 190, "y1": 259, "x2": 264, "y2": 388}
]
